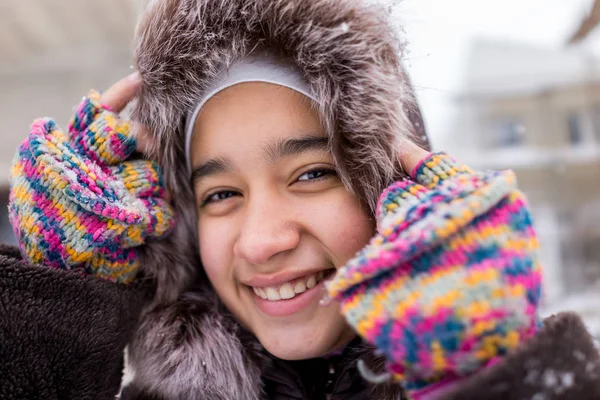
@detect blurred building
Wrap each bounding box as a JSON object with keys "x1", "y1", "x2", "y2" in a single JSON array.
[
  {"x1": 0, "y1": 0, "x2": 141, "y2": 244},
  {"x1": 452, "y1": 39, "x2": 600, "y2": 303}
]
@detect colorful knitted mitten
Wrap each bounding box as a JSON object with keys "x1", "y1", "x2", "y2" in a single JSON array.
[
  {"x1": 9, "y1": 91, "x2": 175, "y2": 283},
  {"x1": 327, "y1": 153, "x2": 542, "y2": 392}
]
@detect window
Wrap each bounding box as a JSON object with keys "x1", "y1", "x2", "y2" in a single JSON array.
[
  {"x1": 489, "y1": 117, "x2": 526, "y2": 148},
  {"x1": 591, "y1": 106, "x2": 600, "y2": 143},
  {"x1": 567, "y1": 113, "x2": 583, "y2": 145}
]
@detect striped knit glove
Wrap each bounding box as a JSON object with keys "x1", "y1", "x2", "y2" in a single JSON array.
[
  {"x1": 8, "y1": 90, "x2": 175, "y2": 284},
  {"x1": 327, "y1": 153, "x2": 542, "y2": 393}
]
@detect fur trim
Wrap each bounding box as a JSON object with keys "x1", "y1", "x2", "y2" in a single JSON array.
[
  {"x1": 125, "y1": 284, "x2": 408, "y2": 399},
  {"x1": 133, "y1": 0, "x2": 415, "y2": 206},
  {"x1": 131, "y1": 0, "x2": 422, "y2": 301},
  {"x1": 127, "y1": 0, "x2": 425, "y2": 397},
  {"x1": 128, "y1": 286, "x2": 266, "y2": 400}
]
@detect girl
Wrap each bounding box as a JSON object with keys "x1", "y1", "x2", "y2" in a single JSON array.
[{"x1": 2, "y1": 0, "x2": 600, "y2": 399}]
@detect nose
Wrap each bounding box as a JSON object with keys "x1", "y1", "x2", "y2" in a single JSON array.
[{"x1": 233, "y1": 193, "x2": 300, "y2": 266}]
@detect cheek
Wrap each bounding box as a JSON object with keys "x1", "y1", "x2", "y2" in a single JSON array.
[
  {"x1": 197, "y1": 221, "x2": 233, "y2": 293},
  {"x1": 308, "y1": 191, "x2": 375, "y2": 267}
]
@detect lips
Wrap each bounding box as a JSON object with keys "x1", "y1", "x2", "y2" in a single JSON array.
[
  {"x1": 252, "y1": 270, "x2": 327, "y2": 301},
  {"x1": 246, "y1": 268, "x2": 336, "y2": 317}
]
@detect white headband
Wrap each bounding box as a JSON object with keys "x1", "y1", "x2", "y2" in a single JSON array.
[{"x1": 184, "y1": 52, "x2": 317, "y2": 174}]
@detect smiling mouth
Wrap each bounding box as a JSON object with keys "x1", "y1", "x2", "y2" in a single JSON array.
[{"x1": 249, "y1": 268, "x2": 336, "y2": 301}]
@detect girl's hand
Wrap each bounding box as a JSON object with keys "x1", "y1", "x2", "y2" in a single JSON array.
[
  {"x1": 327, "y1": 147, "x2": 542, "y2": 392},
  {"x1": 8, "y1": 73, "x2": 175, "y2": 284},
  {"x1": 396, "y1": 139, "x2": 431, "y2": 179}
]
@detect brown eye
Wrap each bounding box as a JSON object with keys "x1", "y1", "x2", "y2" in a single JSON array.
[
  {"x1": 296, "y1": 168, "x2": 335, "y2": 183},
  {"x1": 202, "y1": 190, "x2": 240, "y2": 206}
]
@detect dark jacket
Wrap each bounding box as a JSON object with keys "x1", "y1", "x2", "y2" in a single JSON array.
[{"x1": 2, "y1": 244, "x2": 600, "y2": 400}]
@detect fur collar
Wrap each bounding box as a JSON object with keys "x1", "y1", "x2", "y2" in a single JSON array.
[
  {"x1": 127, "y1": 284, "x2": 406, "y2": 399},
  {"x1": 127, "y1": 0, "x2": 425, "y2": 398}
]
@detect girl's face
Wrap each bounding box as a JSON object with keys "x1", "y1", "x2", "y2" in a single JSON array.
[{"x1": 191, "y1": 82, "x2": 375, "y2": 360}]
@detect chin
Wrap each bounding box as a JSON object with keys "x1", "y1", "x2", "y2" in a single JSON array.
[{"x1": 254, "y1": 314, "x2": 355, "y2": 360}]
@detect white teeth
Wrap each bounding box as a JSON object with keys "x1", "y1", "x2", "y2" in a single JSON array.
[
  {"x1": 253, "y1": 287, "x2": 268, "y2": 299},
  {"x1": 266, "y1": 287, "x2": 281, "y2": 301},
  {"x1": 294, "y1": 280, "x2": 307, "y2": 294},
  {"x1": 252, "y1": 270, "x2": 330, "y2": 301},
  {"x1": 279, "y1": 283, "x2": 295, "y2": 299}
]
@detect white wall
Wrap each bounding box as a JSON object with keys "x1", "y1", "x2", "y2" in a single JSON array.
[{"x1": 0, "y1": 52, "x2": 132, "y2": 185}]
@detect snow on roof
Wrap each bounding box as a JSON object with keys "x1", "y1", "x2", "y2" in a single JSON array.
[
  {"x1": 455, "y1": 145, "x2": 600, "y2": 170},
  {"x1": 460, "y1": 38, "x2": 600, "y2": 97}
]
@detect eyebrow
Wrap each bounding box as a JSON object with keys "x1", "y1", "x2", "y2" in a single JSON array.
[
  {"x1": 191, "y1": 135, "x2": 329, "y2": 186},
  {"x1": 191, "y1": 157, "x2": 234, "y2": 185},
  {"x1": 262, "y1": 135, "x2": 329, "y2": 164}
]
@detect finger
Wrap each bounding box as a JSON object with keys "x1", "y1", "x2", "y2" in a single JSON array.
[
  {"x1": 133, "y1": 123, "x2": 153, "y2": 154},
  {"x1": 113, "y1": 159, "x2": 167, "y2": 199},
  {"x1": 70, "y1": 110, "x2": 137, "y2": 165},
  {"x1": 120, "y1": 197, "x2": 175, "y2": 248},
  {"x1": 398, "y1": 139, "x2": 430, "y2": 178},
  {"x1": 164, "y1": 187, "x2": 173, "y2": 204},
  {"x1": 99, "y1": 72, "x2": 142, "y2": 113},
  {"x1": 377, "y1": 179, "x2": 429, "y2": 221}
]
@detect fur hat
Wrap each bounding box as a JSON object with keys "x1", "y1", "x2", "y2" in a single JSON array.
[
  {"x1": 126, "y1": 0, "x2": 428, "y2": 398},
  {"x1": 132, "y1": 0, "x2": 429, "y2": 303}
]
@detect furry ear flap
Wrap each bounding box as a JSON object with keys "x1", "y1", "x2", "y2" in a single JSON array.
[{"x1": 137, "y1": 182, "x2": 199, "y2": 304}]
